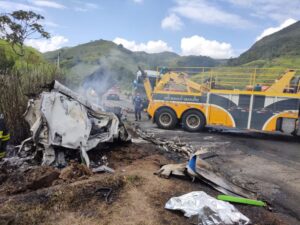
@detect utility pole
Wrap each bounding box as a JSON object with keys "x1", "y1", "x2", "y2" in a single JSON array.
[{"x1": 56, "y1": 51, "x2": 60, "y2": 69}]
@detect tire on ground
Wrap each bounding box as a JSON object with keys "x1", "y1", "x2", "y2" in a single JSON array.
[
  {"x1": 155, "y1": 108, "x2": 178, "y2": 129},
  {"x1": 182, "y1": 109, "x2": 206, "y2": 132}
]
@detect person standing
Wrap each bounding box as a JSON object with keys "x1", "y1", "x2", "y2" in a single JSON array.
[
  {"x1": 133, "y1": 93, "x2": 142, "y2": 121},
  {"x1": 0, "y1": 113, "x2": 10, "y2": 160},
  {"x1": 253, "y1": 83, "x2": 262, "y2": 92}
]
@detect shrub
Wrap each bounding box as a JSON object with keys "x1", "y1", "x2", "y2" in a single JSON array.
[{"x1": 0, "y1": 65, "x2": 63, "y2": 144}]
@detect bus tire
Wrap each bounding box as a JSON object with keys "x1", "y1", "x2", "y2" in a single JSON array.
[
  {"x1": 182, "y1": 109, "x2": 206, "y2": 132},
  {"x1": 155, "y1": 108, "x2": 178, "y2": 129}
]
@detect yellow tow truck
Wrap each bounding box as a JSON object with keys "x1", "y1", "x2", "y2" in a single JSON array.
[{"x1": 138, "y1": 67, "x2": 300, "y2": 135}]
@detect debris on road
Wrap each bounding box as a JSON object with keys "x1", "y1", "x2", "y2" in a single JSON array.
[
  {"x1": 135, "y1": 127, "x2": 194, "y2": 157},
  {"x1": 131, "y1": 138, "x2": 150, "y2": 144},
  {"x1": 156, "y1": 151, "x2": 254, "y2": 198},
  {"x1": 165, "y1": 191, "x2": 250, "y2": 225},
  {"x1": 154, "y1": 163, "x2": 186, "y2": 178},
  {"x1": 136, "y1": 125, "x2": 253, "y2": 198},
  {"x1": 199, "y1": 152, "x2": 218, "y2": 160},
  {"x1": 92, "y1": 165, "x2": 115, "y2": 174},
  {"x1": 19, "y1": 80, "x2": 131, "y2": 167},
  {"x1": 217, "y1": 195, "x2": 266, "y2": 207}
]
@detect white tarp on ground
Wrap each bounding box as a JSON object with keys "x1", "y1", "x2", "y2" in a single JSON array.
[{"x1": 165, "y1": 191, "x2": 250, "y2": 225}]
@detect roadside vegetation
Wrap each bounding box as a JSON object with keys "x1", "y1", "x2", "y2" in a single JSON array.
[
  {"x1": 0, "y1": 43, "x2": 63, "y2": 143},
  {"x1": 0, "y1": 10, "x2": 63, "y2": 143}
]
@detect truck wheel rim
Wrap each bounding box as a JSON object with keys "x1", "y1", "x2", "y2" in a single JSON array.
[
  {"x1": 159, "y1": 113, "x2": 172, "y2": 126},
  {"x1": 186, "y1": 114, "x2": 200, "y2": 129}
]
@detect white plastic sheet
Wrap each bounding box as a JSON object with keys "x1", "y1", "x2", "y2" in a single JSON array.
[{"x1": 165, "y1": 191, "x2": 250, "y2": 225}]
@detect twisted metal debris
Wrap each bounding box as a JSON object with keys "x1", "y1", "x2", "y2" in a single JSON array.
[
  {"x1": 19, "y1": 80, "x2": 131, "y2": 167},
  {"x1": 135, "y1": 126, "x2": 194, "y2": 158}
]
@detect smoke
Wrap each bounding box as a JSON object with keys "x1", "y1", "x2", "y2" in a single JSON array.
[
  {"x1": 64, "y1": 46, "x2": 135, "y2": 106},
  {"x1": 83, "y1": 67, "x2": 116, "y2": 96},
  {"x1": 74, "y1": 49, "x2": 123, "y2": 105},
  {"x1": 80, "y1": 66, "x2": 117, "y2": 105}
]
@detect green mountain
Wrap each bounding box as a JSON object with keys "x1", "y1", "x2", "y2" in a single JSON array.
[
  {"x1": 228, "y1": 21, "x2": 300, "y2": 67},
  {"x1": 0, "y1": 39, "x2": 45, "y2": 70},
  {"x1": 44, "y1": 39, "x2": 222, "y2": 88}
]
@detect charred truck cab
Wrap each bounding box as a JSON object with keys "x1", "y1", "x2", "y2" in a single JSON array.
[{"x1": 139, "y1": 67, "x2": 300, "y2": 136}]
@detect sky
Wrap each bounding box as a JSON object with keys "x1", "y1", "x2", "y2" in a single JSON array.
[{"x1": 0, "y1": 0, "x2": 299, "y2": 59}]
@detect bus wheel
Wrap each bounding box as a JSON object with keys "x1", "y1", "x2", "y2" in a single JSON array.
[
  {"x1": 182, "y1": 110, "x2": 206, "y2": 132},
  {"x1": 155, "y1": 108, "x2": 178, "y2": 129}
]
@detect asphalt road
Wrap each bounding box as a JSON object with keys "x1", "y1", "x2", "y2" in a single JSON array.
[{"x1": 134, "y1": 114, "x2": 300, "y2": 225}]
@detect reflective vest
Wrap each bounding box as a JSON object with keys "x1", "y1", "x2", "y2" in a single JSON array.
[
  {"x1": 0, "y1": 131, "x2": 10, "y2": 142},
  {"x1": 0, "y1": 114, "x2": 9, "y2": 158},
  {"x1": 0, "y1": 114, "x2": 10, "y2": 142}
]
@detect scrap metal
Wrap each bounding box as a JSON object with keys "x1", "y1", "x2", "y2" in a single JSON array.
[
  {"x1": 20, "y1": 80, "x2": 131, "y2": 167},
  {"x1": 156, "y1": 151, "x2": 254, "y2": 198},
  {"x1": 135, "y1": 126, "x2": 194, "y2": 157},
  {"x1": 135, "y1": 125, "x2": 253, "y2": 198}
]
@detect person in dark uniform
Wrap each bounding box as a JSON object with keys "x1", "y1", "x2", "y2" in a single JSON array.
[
  {"x1": 254, "y1": 83, "x2": 262, "y2": 91},
  {"x1": 0, "y1": 113, "x2": 10, "y2": 160},
  {"x1": 133, "y1": 93, "x2": 143, "y2": 121}
]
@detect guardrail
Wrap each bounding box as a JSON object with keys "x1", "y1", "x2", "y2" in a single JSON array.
[{"x1": 156, "y1": 67, "x2": 300, "y2": 94}]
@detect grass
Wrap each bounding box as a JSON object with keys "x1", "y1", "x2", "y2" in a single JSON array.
[
  {"x1": 143, "y1": 66, "x2": 288, "y2": 91},
  {"x1": 188, "y1": 67, "x2": 289, "y2": 90},
  {"x1": 125, "y1": 174, "x2": 144, "y2": 187},
  {"x1": 0, "y1": 40, "x2": 64, "y2": 143},
  {"x1": 242, "y1": 56, "x2": 300, "y2": 70},
  {"x1": 0, "y1": 66, "x2": 63, "y2": 143},
  {"x1": 0, "y1": 39, "x2": 45, "y2": 69},
  {"x1": 0, "y1": 174, "x2": 125, "y2": 225}
]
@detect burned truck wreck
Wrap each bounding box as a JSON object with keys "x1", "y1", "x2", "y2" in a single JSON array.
[{"x1": 20, "y1": 80, "x2": 131, "y2": 167}]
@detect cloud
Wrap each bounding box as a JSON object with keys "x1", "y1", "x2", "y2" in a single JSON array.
[
  {"x1": 0, "y1": 1, "x2": 42, "y2": 12},
  {"x1": 169, "y1": 0, "x2": 253, "y2": 29},
  {"x1": 161, "y1": 14, "x2": 183, "y2": 31},
  {"x1": 132, "y1": 0, "x2": 143, "y2": 3},
  {"x1": 0, "y1": 25, "x2": 6, "y2": 37},
  {"x1": 25, "y1": 35, "x2": 68, "y2": 52},
  {"x1": 113, "y1": 38, "x2": 172, "y2": 53},
  {"x1": 73, "y1": 2, "x2": 98, "y2": 12},
  {"x1": 181, "y1": 35, "x2": 234, "y2": 58},
  {"x1": 256, "y1": 18, "x2": 297, "y2": 41},
  {"x1": 226, "y1": 0, "x2": 300, "y2": 22},
  {"x1": 42, "y1": 21, "x2": 60, "y2": 28},
  {"x1": 30, "y1": 0, "x2": 65, "y2": 9}
]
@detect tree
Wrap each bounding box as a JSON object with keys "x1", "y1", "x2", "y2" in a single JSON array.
[{"x1": 0, "y1": 10, "x2": 50, "y2": 56}]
